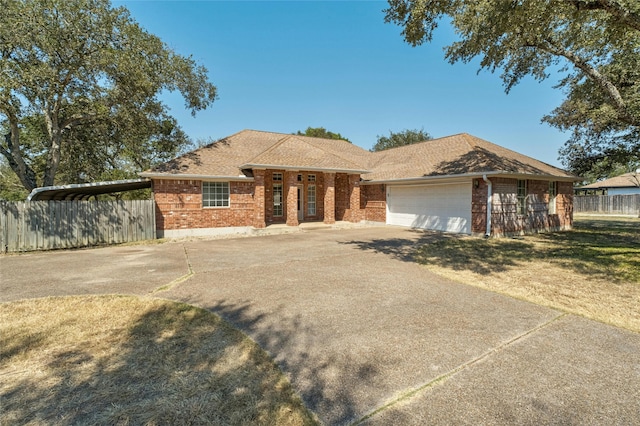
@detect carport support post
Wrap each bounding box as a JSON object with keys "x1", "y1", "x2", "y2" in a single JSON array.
[
  {"x1": 253, "y1": 169, "x2": 266, "y2": 228},
  {"x1": 324, "y1": 172, "x2": 336, "y2": 224}
]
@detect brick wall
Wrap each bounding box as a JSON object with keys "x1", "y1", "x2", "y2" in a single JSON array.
[
  {"x1": 335, "y1": 173, "x2": 348, "y2": 221},
  {"x1": 472, "y1": 177, "x2": 574, "y2": 236},
  {"x1": 153, "y1": 179, "x2": 254, "y2": 231},
  {"x1": 471, "y1": 178, "x2": 488, "y2": 234},
  {"x1": 361, "y1": 184, "x2": 386, "y2": 222}
]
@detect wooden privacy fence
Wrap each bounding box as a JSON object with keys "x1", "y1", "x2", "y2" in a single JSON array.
[
  {"x1": 0, "y1": 200, "x2": 156, "y2": 253},
  {"x1": 574, "y1": 194, "x2": 640, "y2": 216}
]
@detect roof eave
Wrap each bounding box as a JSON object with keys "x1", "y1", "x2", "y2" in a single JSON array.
[
  {"x1": 140, "y1": 172, "x2": 254, "y2": 181},
  {"x1": 240, "y1": 163, "x2": 370, "y2": 174},
  {"x1": 361, "y1": 171, "x2": 581, "y2": 185}
]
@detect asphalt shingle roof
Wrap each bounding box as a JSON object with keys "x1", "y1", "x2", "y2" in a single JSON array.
[
  {"x1": 364, "y1": 133, "x2": 575, "y2": 181},
  {"x1": 143, "y1": 130, "x2": 576, "y2": 181},
  {"x1": 579, "y1": 172, "x2": 640, "y2": 189}
]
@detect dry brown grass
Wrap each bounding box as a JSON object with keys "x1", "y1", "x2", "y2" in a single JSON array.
[
  {"x1": 0, "y1": 295, "x2": 317, "y2": 425},
  {"x1": 414, "y1": 216, "x2": 640, "y2": 332}
]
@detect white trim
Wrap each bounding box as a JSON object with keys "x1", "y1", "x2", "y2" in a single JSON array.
[
  {"x1": 362, "y1": 171, "x2": 579, "y2": 185},
  {"x1": 240, "y1": 163, "x2": 370, "y2": 174},
  {"x1": 140, "y1": 173, "x2": 254, "y2": 181}
]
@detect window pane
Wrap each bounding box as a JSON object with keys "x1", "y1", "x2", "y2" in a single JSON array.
[
  {"x1": 548, "y1": 181, "x2": 557, "y2": 214},
  {"x1": 202, "y1": 182, "x2": 229, "y2": 208},
  {"x1": 517, "y1": 180, "x2": 526, "y2": 215},
  {"x1": 273, "y1": 184, "x2": 283, "y2": 217},
  {"x1": 308, "y1": 185, "x2": 316, "y2": 215}
]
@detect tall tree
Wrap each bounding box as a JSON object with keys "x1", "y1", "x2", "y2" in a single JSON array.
[
  {"x1": 371, "y1": 128, "x2": 432, "y2": 151},
  {"x1": 384, "y1": 0, "x2": 640, "y2": 176},
  {"x1": 0, "y1": 0, "x2": 216, "y2": 192},
  {"x1": 295, "y1": 127, "x2": 352, "y2": 143}
]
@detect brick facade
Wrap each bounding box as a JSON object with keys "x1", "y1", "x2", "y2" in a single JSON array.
[
  {"x1": 361, "y1": 184, "x2": 386, "y2": 223},
  {"x1": 471, "y1": 177, "x2": 573, "y2": 236},
  {"x1": 153, "y1": 175, "x2": 571, "y2": 236},
  {"x1": 152, "y1": 179, "x2": 254, "y2": 231},
  {"x1": 153, "y1": 170, "x2": 376, "y2": 233}
]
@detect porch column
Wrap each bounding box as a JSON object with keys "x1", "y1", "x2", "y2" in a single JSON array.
[
  {"x1": 324, "y1": 172, "x2": 336, "y2": 224},
  {"x1": 253, "y1": 169, "x2": 266, "y2": 228},
  {"x1": 348, "y1": 174, "x2": 363, "y2": 223},
  {"x1": 285, "y1": 171, "x2": 299, "y2": 226}
]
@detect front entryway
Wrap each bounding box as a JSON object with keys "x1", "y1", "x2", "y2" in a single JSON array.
[{"x1": 297, "y1": 186, "x2": 303, "y2": 221}]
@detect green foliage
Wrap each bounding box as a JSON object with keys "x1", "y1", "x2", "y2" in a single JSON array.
[
  {"x1": 295, "y1": 127, "x2": 352, "y2": 143},
  {"x1": 384, "y1": 0, "x2": 640, "y2": 176},
  {"x1": 0, "y1": 0, "x2": 216, "y2": 192},
  {"x1": 371, "y1": 128, "x2": 432, "y2": 151},
  {"x1": 0, "y1": 159, "x2": 28, "y2": 200}
]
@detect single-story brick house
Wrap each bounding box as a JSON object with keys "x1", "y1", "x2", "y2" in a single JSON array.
[{"x1": 140, "y1": 130, "x2": 579, "y2": 238}]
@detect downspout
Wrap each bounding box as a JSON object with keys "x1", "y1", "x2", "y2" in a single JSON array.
[{"x1": 482, "y1": 174, "x2": 492, "y2": 237}]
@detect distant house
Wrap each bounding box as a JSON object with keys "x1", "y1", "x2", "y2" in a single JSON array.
[
  {"x1": 576, "y1": 172, "x2": 640, "y2": 196},
  {"x1": 141, "y1": 130, "x2": 579, "y2": 238}
]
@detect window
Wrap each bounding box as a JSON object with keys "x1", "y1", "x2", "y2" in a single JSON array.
[
  {"x1": 308, "y1": 174, "x2": 316, "y2": 182},
  {"x1": 273, "y1": 172, "x2": 283, "y2": 182},
  {"x1": 307, "y1": 184, "x2": 316, "y2": 215},
  {"x1": 548, "y1": 181, "x2": 557, "y2": 214},
  {"x1": 517, "y1": 180, "x2": 527, "y2": 215},
  {"x1": 273, "y1": 183, "x2": 283, "y2": 217},
  {"x1": 202, "y1": 182, "x2": 229, "y2": 207}
]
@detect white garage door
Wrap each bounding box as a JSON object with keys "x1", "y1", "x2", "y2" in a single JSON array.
[{"x1": 386, "y1": 183, "x2": 472, "y2": 234}]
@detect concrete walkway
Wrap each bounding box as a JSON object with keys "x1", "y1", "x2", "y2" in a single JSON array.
[{"x1": 1, "y1": 226, "x2": 638, "y2": 425}]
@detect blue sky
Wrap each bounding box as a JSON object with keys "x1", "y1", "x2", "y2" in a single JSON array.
[{"x1": 115, "y1": 0, "x2": 570, "y2": 167}]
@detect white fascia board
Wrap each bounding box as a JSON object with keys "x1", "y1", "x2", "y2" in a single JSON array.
[
  {"x1": 240, "y1": 164, "x2": 370, "y2": 174},
  {"x1": 140, "y1": 173, "x2": 254, "y2": 182},
  {"x1": 362, "y1": 171, "x2": 580, "y2": 185}
]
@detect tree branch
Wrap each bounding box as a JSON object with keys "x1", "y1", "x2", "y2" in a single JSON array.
[
  {"x1": 61, "y1": 112, "x2": 97, "y2": 130},
  {"x1": 532, "y1": 38, "x2": 636, "y2": 126},
  {"x1": 567, "y1": 0, "x2": 640, "y2": 32}
]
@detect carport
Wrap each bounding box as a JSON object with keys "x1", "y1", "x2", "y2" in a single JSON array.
[{"x1": 27, "y1": 178, "x2": 152, "y2": 201}]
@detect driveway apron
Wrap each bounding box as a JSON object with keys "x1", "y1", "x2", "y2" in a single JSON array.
[
  {"x1": 157, "y1": 227, "x2": 640, "y2": 425},
  {"x1": 1, "y1": 227, "x2": 638, "y2": 425}
]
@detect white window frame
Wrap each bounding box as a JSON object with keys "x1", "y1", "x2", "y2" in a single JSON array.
[
  {"x1": 307, "y1": 184, "x2": 316, "y2": 215},
  {"x1": 273, "y1": 183, "x2": 283, "y2": 217},
  {"x1": 202, "y1": 182, "x2": 230, "y2": 208},
  {"x1": 516, "y1": 180, "x2": 527, "y2": 215},
  {"x1": 548, "y1": 181, "x2": 557, "y2": 215}
]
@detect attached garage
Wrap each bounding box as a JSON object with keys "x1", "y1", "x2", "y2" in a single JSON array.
[{"x1": 386, "y1": 182, "x2": 472, "y2": 234}]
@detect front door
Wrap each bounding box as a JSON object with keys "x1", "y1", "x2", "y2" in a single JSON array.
[{"x1": 297, "y1": 186, "x2": 304, "y2": 221}]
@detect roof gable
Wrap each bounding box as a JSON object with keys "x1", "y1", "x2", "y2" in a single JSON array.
[
  {"x1": 364, "y1": 133, "x2": 574, "y2": 181},
  {"x1": 242, "y1": 135, "x2": 368, "y2": 172}
]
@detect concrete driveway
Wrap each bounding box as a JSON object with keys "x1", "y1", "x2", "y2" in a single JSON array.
[{"x1": 1, "y1": 226, "x2": 638, "y2": 425}]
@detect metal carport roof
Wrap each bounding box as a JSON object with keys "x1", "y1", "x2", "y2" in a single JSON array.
[{"x1": 27, "y1": 178, "x2": 152, "y2": 201}]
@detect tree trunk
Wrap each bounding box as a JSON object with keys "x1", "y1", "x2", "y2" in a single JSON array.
[
  {"x1": 1, "y1": 121, "x2": 38, "y2": 192},
  {"x1": 42, "y1": 107, "x2": 63, "y2": 188},
  {"x1": 43, "y1": 129, "x2": 62, "y2": 187}
]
